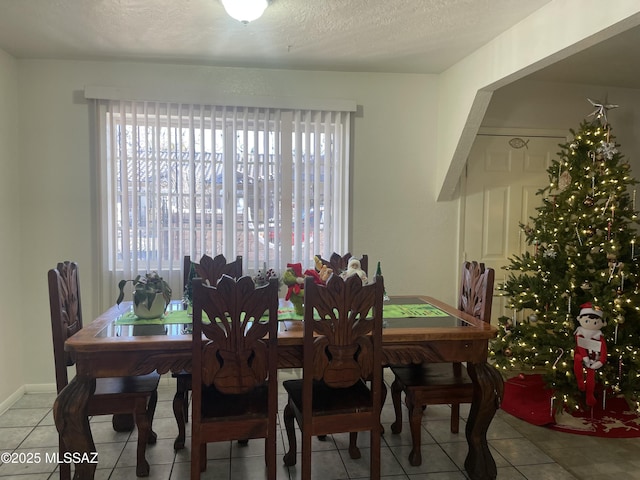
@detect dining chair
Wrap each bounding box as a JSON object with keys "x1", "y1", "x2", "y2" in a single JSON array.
[
  {"x1": 282, "y1": 273, "x2": 385, "y2": 479},
  {"x1": 190, "y1": 275, "x2": 279, "y2": 479},
  {"x1": 173, "y1": 253, "x2": 243, "y2": 450},
  {"x1": 48, "y1": 261, "x2": 160, "y2": 478},
  {"x1": 314, "y1": 252, "x2": 381, "y2": 446},
  {"x1": 389, "y1": 261, "x2": 494, "y2": 466},
  {"x1": 317, "y1": 251, "x2": 368, "y2": 277}
]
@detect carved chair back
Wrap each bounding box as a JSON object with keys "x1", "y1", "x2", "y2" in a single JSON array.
[
  {"x1": 48, "y1": 261, "x2": 83, "y2": 393},
  {"x1": 191, "y1": 275, "x2": 279, "y2": 395},
  {"x1": 190, "y1": 274, "x2": 279, "y2": 478},
  {"x1": 184, "y1": 254, "x2": 243, "y2": 292},
  {"x1": 303, "y1": 274, "x2": 383, "y2": 389},
  {"x1": 317, "y1": 252, "x2": 369, "y2": 276},
  {"x1": 458, "y1": 261, "x2": 494, "y2": 323}
]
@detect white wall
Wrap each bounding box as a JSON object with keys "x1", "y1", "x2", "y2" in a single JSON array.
[
  {"x1": 10, "y1": 64, "x2": 640, "y2": 405},
  {"x1": 15, "y1": 60, "x2": 461, "y2": 391},
  {"x1": 436, "y1": 1, "x2": 640, "y2": 200},
  {"x1": 0, "y1": 49, "x2": 24, "y2": 407},
  {"x1": 482, "y1": 80, "x2": 640, "y2": 174}
]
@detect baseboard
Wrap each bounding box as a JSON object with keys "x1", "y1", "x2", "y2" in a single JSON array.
[
  {"x1": 25, "y1": 383, "x2": 57, "y2": 394},
  {"x1": 0, "y1": 386, "x2": 25, "y2": 416}
]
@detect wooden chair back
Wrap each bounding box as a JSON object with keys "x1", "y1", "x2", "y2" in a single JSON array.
[
  {"x1": 192, "y1": 275, "x2": 279, "y2": 395},
  {"x1": 190, "y1": 275, "x2": 279, "y2": 478},
  {"x1": 184, "y1": 254, "x2": 243, "y2": 291},
  {"x1": 303, "y1": 274, "x2": 382, "y2": 389},
  {"x1": 48, "y1": 261, "x2": 83, "y2": 394},
  {"x1": 174, "y1": 253, "x2": 243, "y2": 450},
  {"x1": 317, "y1": 252, "x2": 368, "y2": 276},
  {"x1": 458, "y1": 261, "x2": 494, "y2": 323}
]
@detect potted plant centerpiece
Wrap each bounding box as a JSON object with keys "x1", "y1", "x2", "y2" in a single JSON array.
[{"x1": 116, "y1": 271, "x2": 172, "y2": 319}]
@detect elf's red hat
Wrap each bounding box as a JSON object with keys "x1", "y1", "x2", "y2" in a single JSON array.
[{"x1": 579, "y1": 302, "x2": 603, "y2": 318}]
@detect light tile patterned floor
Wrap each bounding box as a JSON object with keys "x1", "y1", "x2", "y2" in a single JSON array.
[{"x1": 1, "y1": 369, "x2": 639, "y2": 479}]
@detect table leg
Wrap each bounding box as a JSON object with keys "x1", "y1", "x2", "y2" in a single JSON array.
[
  {"x1": 53, "y1": 376, "x2": 97, "y2": 480},
  {"x1": 464, "y1": 362, "x2": 504, "y2": 480}
]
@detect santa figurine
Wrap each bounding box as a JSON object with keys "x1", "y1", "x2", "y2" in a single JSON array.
[
  {"x1": 340, "y1": 257, "x2": 368, "y2": 283},
  {"x1": 573, "y1": 302, "x2": 607, "y2": 406}
]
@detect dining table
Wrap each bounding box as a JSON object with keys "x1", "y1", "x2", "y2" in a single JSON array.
[{"x1": 54, "y1": 295, "x2": 503, "y2": 480}]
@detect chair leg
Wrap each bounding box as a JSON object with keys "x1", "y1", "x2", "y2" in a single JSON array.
[
  {"x1": 370, "y1": 425, "x2": 381, "y2": 480},
  {"x1": 406, "y1": 394, "x2": 424, "y2": 467},
  {"x1": 173, "y1": 386, "x2": 187, "y2": 449},
  {"x1": 112, "y1": 413, "x2": 134, "y2": 431},
  {"x1": 282, "y1": 403, "x2": 297, "y2": 466},
  {"x1": 190, "y1": 435, "x2": 201, "y2": 480},
  {"x1": 133, "y1": 409, "x2": 151, "y2": 477},
  {"x1": 380, "y1": 378, "x2": 387, "y2": 435},
  {"x1": 183, "y1": 391, "x2": 189, "y2": 423},
  {"x1": 147, "y1": 390, "x2": 158, "y2": 444},
  {"x1": 302, "y1": 430, "x2": 312, "y2": 480},
  {"x1": 348, "y1": 431, "x2": 361, "y2": 459},
  {"x1": 58, "y1": 438, "x2": 71, "y2": 480},
  {"x1": 266, "y1": 423, "x2": 277, "y2": 480},
  {"x1": 390, "y1": 378, "x2": 403, "y2": 434},
  {"x1": 59, "y1": 461, "x2": 71, "y2": 480},
  {"x1": 451, "y1": 402, "x2": 460, "y2": 434},
  {"x1": 199, "y1": 443, "x2": 207, "y2": 472}
]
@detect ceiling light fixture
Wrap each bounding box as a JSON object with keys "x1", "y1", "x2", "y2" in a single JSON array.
[{"x1": 221, "y1": 0, "x2": 268, "y2": 24}]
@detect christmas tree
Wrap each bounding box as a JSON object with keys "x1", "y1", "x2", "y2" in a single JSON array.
[{"x1": 491, "y1": 99, "x2": 640, "y2": 411}]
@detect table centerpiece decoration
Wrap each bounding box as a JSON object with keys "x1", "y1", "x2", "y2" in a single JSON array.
[
  {"x1": 283, "y1": 262, "x2": 330, "y2": 315},
  {"x1": 116, "y1": 271, "x2": 172, "y2": 319}
]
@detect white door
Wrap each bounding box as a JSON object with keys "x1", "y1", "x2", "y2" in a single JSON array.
[{"x1": 462, "y1": 134, "x2": 566, "y2": 324}]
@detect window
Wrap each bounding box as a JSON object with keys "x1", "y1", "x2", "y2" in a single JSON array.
[{"x1": 95, "y1": 99, "x2": 352, "y2": 296}]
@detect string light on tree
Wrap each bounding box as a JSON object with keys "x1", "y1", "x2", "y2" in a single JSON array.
[{"x1": 491, "y1": 99, "x2": 640, "y2": 411}]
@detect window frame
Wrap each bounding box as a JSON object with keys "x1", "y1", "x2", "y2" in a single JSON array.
[{"x1": 92, "y1": 97, "x2": 353, "y2": 304}]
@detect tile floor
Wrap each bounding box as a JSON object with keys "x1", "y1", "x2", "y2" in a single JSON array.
[{"x1": 1, "y1": 369, "x2": 639, "y2": 479}]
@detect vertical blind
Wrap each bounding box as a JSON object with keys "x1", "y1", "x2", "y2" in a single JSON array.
[{"x1": 95, "y1": 99, "x2": 351, "y2": 301}]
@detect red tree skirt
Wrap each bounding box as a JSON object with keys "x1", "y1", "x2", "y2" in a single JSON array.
[{"x1": 502, "y1": 374, "x2": 640, "y2": 438}]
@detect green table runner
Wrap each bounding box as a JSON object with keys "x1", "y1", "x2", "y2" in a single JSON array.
[
  {"x1": 382, "y1": 303, "x2": 448, "y2": 318},
  {"x1": 114, "y1": 303, "x2": 448, "y2": 326},
  {"x1": 115, "y1": 307, "x2": 302, "y2": 325}
]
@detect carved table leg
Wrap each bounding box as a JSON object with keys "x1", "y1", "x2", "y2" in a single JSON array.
[
  {"x1": 53, "y1": 376, "x2": 97, "y2": 480},
  {"x1": 464, "y1": 362, "x2": 504, "y2": 480}
]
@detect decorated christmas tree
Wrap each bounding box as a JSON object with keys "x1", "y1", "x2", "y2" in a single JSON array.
[{"x1": 491, "y1": 99, "x2": 640, "y2": 411}]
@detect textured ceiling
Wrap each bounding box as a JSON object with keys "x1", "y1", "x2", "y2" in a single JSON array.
[
  {"x1": 0, "y1": 0, "x2": 638, "y2": 88},
  {"x1": 0, "y1": 0, "x2": 552, "y2": 74}
]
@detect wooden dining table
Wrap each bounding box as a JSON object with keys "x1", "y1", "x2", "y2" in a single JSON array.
[{"x1": 54, "y1": 295, "x2": 503, "y2": 480}]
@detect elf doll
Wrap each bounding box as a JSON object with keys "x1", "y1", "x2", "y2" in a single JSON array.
[{"x1": 573, "y1": 302, "x2": 607, "y2": 406}]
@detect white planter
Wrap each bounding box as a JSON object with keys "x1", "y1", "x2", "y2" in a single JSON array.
[{"x1": 133, "y1": 293, "x2": 167, "y2": 319}]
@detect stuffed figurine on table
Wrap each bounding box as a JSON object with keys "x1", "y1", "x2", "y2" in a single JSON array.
[
  {"x1": 573, "y1": 302, "x2": 607, "y2": 407},
  {"x1": 312, "y1": 256, "x2": 334, "y2": 283},
  {"x1": 340, "y1": 257, "x2": 368, "y2": 283}
]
